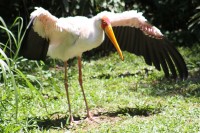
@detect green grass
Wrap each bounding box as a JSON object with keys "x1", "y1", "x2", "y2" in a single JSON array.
[{"x1": 1, "y1": 45, "x2": 200, "y2": 132}]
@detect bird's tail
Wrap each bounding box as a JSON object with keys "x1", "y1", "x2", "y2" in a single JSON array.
[
  {"x1": 30, "y1": 7, "x2": 51, "y2": 20},
  {"x1": 30, "y1": 7, "x2": 58, "y2": 39}
]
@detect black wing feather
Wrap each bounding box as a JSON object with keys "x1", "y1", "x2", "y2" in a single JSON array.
[
  {"x1": 146, "y1": 37, "x2": 161, "y2": 71},
  {"x1": 157, "y1": 48, "x2": 170, "y2": 78},
  {"x1": 20, "y1": 19, "x2": 49, "y2": 61},
  {"x1": 165, "y1": 39, "x2": 188, "y2": 79},
  {"x1": 98, "y1": 26, "x2": 188, "y2": 79},
  {"x1": 162, "y1": 43, "x2": 177, "y2": 78},
  {"x1": 143, "y1": 42, "x2": 152, "y2": 66}
]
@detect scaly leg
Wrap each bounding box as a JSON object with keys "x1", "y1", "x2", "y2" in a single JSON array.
[
  {"x1": 77, "y1": 56, "x2": 93, "y2": 119},
  {"x1": 64, "y1": 61, "x2": 74, "y2": 124}
]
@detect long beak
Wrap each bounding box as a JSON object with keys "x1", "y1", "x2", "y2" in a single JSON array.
[{"x1": 104, "y1": 25, "x2": 124, "y2": 61}]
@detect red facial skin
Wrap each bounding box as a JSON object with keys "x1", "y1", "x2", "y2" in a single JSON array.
[{"x1": 101, "y1": 17, "x2": 110, "y2": 29}]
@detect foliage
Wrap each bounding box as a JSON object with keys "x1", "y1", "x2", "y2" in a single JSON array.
[
  {"x1": 188, "y1": 6, "x2": 200, "y2": 42},
  {"x1": 0, "y1": 17, "x2": 47, "y2": 132},
  {"x1": 189, "y1": 6, "x2": 200, "y2": 30},
  {"x1": 0, "y1": 17, "x2": 22, "y2": 123},
  {"x1": 124, "y1": 0, "x2": 199, "y2": 45},
  {"x1": 0, "y1": 0, "x2": 199, "y2": 46}
]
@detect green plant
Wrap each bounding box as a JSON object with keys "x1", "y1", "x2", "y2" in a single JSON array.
[
  {"x1": 0, "y1": 17, "x2": 20, "y2": 122},
  {"x1": 188, "y1": 6, "x2": 200, "y2": 31},
  {"x1": 0, "y1": 17, "x2": 46, "y2": 130},
  {"x1": 188, "y1": 6, "x2": 200, "y2": 42}
]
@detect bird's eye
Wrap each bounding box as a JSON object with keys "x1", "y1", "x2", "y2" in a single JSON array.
[
  {"x1": 102, "y1": 21, "x2": 107, "y2": 25},
  {"x1": 102, "y1": 20, "x2": 108, "y2": 26},
  {"x1": 101, "y1": 20, "x2": 108, "y2": 29}
]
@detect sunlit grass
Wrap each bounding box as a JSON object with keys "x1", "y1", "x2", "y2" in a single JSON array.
[{"x1": 2, "y1": 46, "x2": 200, "y2": 132}]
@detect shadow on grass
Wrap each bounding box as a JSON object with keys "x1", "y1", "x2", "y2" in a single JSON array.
[
  {"x1": 100, "y1": 106, "x2": 162, "y2": 117},
  {"x1": 27, "y1": 105, "x2": 162, "y2": 130},
  {"x1": 27, "y1": 113, "x2": 81, "y2": 130},
  {"x1": 90, "y1": 67, "x2": 153, "y2": 80},
  {"x1": 144, "y1": 69, "x2": 200, "y2": 97},
  {"x1": 130, "y1": 70, "x2": 200, "y2": 97}
]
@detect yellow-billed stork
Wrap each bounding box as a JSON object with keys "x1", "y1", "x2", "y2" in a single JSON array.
[{"x1": 20, "y1": 7, "x2": 188, "y2": 123}]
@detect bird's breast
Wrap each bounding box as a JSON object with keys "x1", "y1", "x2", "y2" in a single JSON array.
[{"x1": 47, "y1": 19, "x2": 105, "y2": 61}]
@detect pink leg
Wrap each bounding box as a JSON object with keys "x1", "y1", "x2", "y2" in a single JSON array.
[
  {"x1": 64, "y1": 61, "x2": 74, "y2": 124},
  {"x1": 77, "y1": 56, "x2": 93, "y2": 119}
]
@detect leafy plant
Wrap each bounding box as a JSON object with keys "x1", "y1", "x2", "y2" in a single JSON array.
[
  {"x1": 0, "y1": 17, "x2": 20, "y2": 121},
  {"x1": 188, "y1": 6, "x2": 200, "y2": 42},
  {"x1": 188, "y1": 6, "x2": 200, "y2": 31},
  {"x1": 0, "y1": 17, "x2": 46, "y2": 129}
]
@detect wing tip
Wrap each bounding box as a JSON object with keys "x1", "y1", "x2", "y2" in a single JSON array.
[
  {"x1": 139, "y1": 21, "x2": 164, "y2": 39},
  {"x1": 30, "y1": 7, "x2": 49, "y2": 19}
]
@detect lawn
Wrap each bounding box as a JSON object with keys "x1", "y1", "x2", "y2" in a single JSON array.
[{"x1": 0, "y1": 45, "x2": 200, "y2": 132}]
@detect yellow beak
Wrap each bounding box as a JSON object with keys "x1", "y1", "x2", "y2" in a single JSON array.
[{"x1": 104, "y1": 25, "x2": 124, "y2": 61}]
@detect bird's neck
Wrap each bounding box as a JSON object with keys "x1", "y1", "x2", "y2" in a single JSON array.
[{"x1": 90, "y1": 19, "x2": 105, "y2": 48}]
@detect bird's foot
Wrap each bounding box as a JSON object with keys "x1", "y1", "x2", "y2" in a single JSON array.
[
  {"x1": 87, "y1": 111, "x2": 93, "y2": 120},
  {"x1": 85, "y1": 111, "x2": 99, "y2": 124},
  {"x1": 67, "y1": 116, "x2": 81, "y2": 129},
  {"x1": 68, "y1": 114, "x2": 78, "y2": 125},
  {"x1": 68, "y1": 112, "x2": 99, "y2": 125}
]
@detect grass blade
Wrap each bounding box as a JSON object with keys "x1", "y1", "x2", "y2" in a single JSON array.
[{"x1": 15, "y1": 69, "x2": 48, "y2": 113}]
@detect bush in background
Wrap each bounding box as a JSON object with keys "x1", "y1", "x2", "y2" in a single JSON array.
[{"x1": 0, "y1": 0, "x2": 199, "y2": 46}]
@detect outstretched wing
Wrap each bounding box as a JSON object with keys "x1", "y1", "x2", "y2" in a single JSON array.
[
  {"x1": 98, "y1": 11, "x2": 188, "y2": 79},
  {"x1": 20, "y1": 7, "x2": 81, "y2": 61}
]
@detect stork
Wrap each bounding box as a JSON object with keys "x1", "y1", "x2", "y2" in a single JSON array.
[{"x1": 20, "y1": 7, "x2": 188, "y2": 124}]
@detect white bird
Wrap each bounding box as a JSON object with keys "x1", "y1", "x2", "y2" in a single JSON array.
[{"x1": 20, "y1": 7, "x2": 188, "y2": 124}]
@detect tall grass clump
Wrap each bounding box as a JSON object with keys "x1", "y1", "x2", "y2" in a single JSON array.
[
  {"x1": 0, "y1": 17, "x2": 22, "y2": 122},
  {"x1": 0, "y1": 17, "x2": 47, "y2": 132}
]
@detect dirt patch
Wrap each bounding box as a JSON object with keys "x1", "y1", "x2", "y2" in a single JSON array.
[{"x1": 70, "y1": 111, "x2": 123, "y2": 132}]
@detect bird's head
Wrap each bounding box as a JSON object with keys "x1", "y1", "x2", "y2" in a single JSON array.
[{"x1": 101, "y1": 16, "x2": 124, "y2": 61}]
